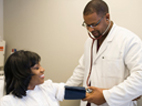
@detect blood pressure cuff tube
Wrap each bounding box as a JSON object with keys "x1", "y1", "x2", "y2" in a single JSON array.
[{"x1": 64, "y1": 86, "x2": 86, "y2": 100}]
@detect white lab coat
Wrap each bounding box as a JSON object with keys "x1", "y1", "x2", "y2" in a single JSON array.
[
  {"x1": 0, "y1": 80, "x2": 65, "y2": 106},
  {"x1": 66, "y1": 23, "x2": 142, "y2": 106}
]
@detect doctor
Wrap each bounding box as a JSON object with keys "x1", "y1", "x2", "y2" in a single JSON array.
[{"x1": 66, "y1": 0, "x2": 142, "y2": 106}]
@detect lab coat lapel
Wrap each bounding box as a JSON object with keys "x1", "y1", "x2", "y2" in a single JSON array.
[
  {"x1": 94, "y1": 39, "x2": 108, "y2": 62},
  {"x1": 93, "y1": 23, "x2": 116, "y2": 63}
]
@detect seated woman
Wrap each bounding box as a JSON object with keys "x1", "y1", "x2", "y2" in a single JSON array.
[{"x1": 0, "y1": 50, "x2": 86, "y2": 106}]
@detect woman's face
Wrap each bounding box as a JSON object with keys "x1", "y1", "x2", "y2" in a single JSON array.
[{"x1": 28, "y1": 62, "x2": 45, "y2": 90}]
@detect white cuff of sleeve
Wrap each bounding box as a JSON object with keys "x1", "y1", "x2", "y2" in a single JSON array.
[{"x1": 103, "y1": 90, "x2": 112, "y2": 106}]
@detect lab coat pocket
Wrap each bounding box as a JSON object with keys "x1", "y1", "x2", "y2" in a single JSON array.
[{"x1": 102, "y1": 58, "x2": 125, "y2": 79}]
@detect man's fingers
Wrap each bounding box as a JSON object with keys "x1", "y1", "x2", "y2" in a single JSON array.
[
  {"x1": 82, "y1": 93, "x2": 91, "y2": 101},
  {"x1": 87, "y1": 86, "x2": 96, "y2": 90}
]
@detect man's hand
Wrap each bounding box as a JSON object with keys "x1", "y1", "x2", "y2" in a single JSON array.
[{"x1": 83, "y1": 86, "x2": 106, "y2": 105}]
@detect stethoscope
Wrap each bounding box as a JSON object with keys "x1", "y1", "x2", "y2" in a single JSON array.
[{"x1": 86, "y1": 20, "x2": 111, "y2": 86}]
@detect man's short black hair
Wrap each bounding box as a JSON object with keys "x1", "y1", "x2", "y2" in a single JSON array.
[{"x1": 83, "y1": 0, "x2": 109, "y2": 16}]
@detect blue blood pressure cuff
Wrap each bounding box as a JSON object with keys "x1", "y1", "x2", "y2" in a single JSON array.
[{"x1": 64, "y1": 86, "x2": 86, "y2": 100}]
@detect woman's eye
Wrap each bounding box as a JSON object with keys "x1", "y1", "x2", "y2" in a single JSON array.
[{"x1": 34, "y1": 67, "x2": 39, "y2": 70}]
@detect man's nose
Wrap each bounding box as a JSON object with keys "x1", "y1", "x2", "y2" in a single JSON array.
[{"x1": 87, "y1": 26, "x2": 94, "y2": 32}]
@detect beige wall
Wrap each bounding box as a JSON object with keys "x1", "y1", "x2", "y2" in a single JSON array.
[
  {"x1": 0, "y1": 0, "x2": 3, "y2": 40},
  {"x1": 3, "y1": 0, "x2": 142, "y2": 106}
]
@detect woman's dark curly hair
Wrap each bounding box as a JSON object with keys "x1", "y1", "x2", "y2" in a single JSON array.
[{"x1": 4, "y1": 50, "x2": 41, "y2": 98}]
